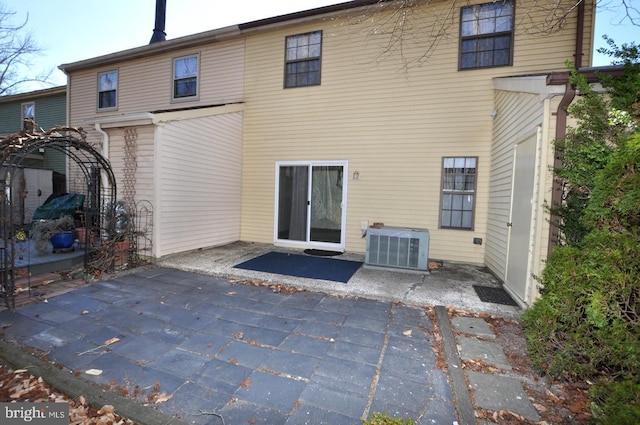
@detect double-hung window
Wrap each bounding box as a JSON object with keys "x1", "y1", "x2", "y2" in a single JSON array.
[
  {"x1": 284, "y1": 31, "x2": 322, "y2": 88},
  {"x1": 173, "y1": 54, "x2": 199, "y2": 100},
  {"x1": 98, "y1": 70, "x2": 118, "y2": 110},
  {"x1": 440, "y1": 157, "x2": 477, "y2": 230},
  {"x1": 460, "y1": 0, "x2": 514, "y2": 70},
  {"x1": 22, "y1": 102, "x2": 35, "y2": 131}
]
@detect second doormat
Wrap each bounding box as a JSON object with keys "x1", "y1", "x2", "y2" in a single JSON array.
[{"x1": 473, "y1": 285, "x2": 519, "y2": 306}]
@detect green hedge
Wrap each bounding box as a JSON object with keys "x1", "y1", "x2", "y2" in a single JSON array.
[{"x1": 522, "y1": 230, "x2": 640, "y2": 380}]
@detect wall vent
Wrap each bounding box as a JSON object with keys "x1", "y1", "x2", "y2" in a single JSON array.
[{"x1": 365, "y1": 226, "x2": 429, "y2": 271}]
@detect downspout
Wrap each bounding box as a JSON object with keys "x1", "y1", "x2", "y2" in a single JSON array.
[
  {"x1": 64, "y1": 72, "x2": 71, "y2": 193},
  {"x1": 94, "y1": 123, "x2": 110, "y2": 195},
  {"x1": 547, "y1": 0, "x2": 585, "y2": 256}
]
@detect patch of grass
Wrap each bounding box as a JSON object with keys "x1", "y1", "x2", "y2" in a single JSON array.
[{"x1": 361, "y1": 411, "x2": 415, "y2": 425}]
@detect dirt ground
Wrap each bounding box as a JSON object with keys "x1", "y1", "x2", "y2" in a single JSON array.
[{"x1": 459, "y1": 311, "x2": 592, "y2": 425}]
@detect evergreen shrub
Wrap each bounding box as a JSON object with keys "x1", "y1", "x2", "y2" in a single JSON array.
[{"x1": 522, "y1": 230, "x2": 640, "y2": 379}]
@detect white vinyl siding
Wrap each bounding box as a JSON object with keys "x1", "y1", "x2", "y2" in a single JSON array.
[
  {"x1": 486, "y1": 77, "x2": 560, "y2": 299},
  {"x1": 68, "y1": 38, "x2": 244, "y2": 125},
  {"x1": 155, "y1": 112, "x2": 243, "y2": 257}
]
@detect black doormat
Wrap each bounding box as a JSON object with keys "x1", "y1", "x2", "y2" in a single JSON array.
[
  {"x1": 303, "y1": 249, "x2": 343, "y2": 257},
  {"x1": 473, "y1": 285, "x2": 519, "y2": 306},
  {"x1": 234, "y1": 252, "x2": 362, "y2": 283}
]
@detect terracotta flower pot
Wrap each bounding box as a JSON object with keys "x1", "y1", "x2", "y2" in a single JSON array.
[
  {"x1": 76, "y1": 228, "x2": 94, "y2": 245},
  {"x1": 114, "y1": 238, "x2": 131, "y2": 266}
]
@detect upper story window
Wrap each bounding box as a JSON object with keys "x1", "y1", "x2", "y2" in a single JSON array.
[
  {"x1": 22, "y1": 102, "x2": 35, "y2": 131},
  {"x1": 98, "y1": 70, "x2": 118, "y2": 110},
  {"x1": 284, "y1": 31, "x2": 322, "y2": 88},
  {"x1": 173, "y1": 54, "x2": 199, "y2": 100},
  {"x1": 459, "y1": 1, "x2": 514, "y2": 70},
  {"x1": 440, "y1": 157, "x2": 477, "y2": 230}
]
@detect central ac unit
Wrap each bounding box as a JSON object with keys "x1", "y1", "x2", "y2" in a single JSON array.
[{"x1": 365, "y1": 226, "x2": 430, "y2": 271}]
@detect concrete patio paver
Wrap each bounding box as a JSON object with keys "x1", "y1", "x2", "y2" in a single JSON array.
[{"x1": 0, "y1": 267, "x2": 457, "y2": 425}]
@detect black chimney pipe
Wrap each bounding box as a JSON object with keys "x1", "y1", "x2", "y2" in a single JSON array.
[{"x1": 149, "y1": 0, "x2": 167, "y2": 44}]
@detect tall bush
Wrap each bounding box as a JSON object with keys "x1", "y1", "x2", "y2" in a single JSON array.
[{"x1": 523, "y1": 38, "x2": 640, "y2": 424}]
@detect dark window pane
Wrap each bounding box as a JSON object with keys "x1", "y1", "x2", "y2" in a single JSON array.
[
  {"x1": 99, "y1": 90, "x2": 116, "y2": 109},
  {"x1": 285, "y1": 31, "x2": 322, "y2": 88},
  {"x1": 462, "y1": 211, "x2": 473, "y2": 228},
  {"x1": 460, "y1": 1, "x2": 513, "y2": 69},
  {"x1": 494, "y1": 35, "x2": 511, "y2": 49},
  {"x1": 494, "y1": 49, "x2": 511, "y2": 65},
  {"x1": 451, "y1": 211, "x2": 462, "y2": 227},
  {"x1": 308, "y1": 71, "x2": 320, "y2": 85},
  {"x1": 441, "y1": 157, "x2": 477, "y2": 229},
  {"x1": 461, "y1": 53, "x2": 475, "y2": 68},
  {"x1": 174, "y1": 77, "x2": 197, "y2": 98},
  {"x1": 441, "y1": 210, "x2": 451, "y2": 227}
]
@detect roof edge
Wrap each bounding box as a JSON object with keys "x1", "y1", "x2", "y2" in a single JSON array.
[
  {"x1": 0, "y1": 85, "x2": 66, "y2": 103},
  {"x1": 238, "y1": 0, "x2": 383, "y2": 30},
  {"x1": 59, "y1": 25, "x2": 242, "y2": 73},
  {"x1": 59, "y1": 1, "x2": 390, "y2": 73}
]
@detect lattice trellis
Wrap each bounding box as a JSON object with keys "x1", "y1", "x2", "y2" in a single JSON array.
[{"x1": 122, "y1": 128, "x2": 137, "y2": 205}]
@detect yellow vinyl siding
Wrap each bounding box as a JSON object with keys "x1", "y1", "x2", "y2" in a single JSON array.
[
  {"x1": 63, "y1": 0, "x2": 593, "y2": 266},
  {"x1": 240, "y1": 0, "x2": 591, "y2": 263}
]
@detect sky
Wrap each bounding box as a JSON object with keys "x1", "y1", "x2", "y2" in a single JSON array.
[{"x1": 5, "y1": 0, "x2": 638, "y2": 93}]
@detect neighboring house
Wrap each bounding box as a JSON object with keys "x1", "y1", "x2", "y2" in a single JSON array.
[
  {"x1": 0, "y1": 86, "x2": 68, "y2": 224},
  {"x1": 59, "y1": 0, "x2": 596, "y2": 307}
]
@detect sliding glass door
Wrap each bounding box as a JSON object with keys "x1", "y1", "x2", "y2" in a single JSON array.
[{"x1": 276, "y1": 161, "x2": 347, "y2": 250}]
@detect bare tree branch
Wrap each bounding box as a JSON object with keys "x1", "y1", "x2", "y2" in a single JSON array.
[
  {"x1": 333, "y1": 0, "x2": 639, "y2": 70},
  {"x1": 0, "y1": 3, "x2": 54, "y2": 95}
]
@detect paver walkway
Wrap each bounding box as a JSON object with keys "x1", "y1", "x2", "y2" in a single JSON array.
[
  {"x1": 0, "y1": 267, "x2": 457, "y2": 425},
  {"x1": 451, "y1": 316, "x2": 540, "y2": 423}
]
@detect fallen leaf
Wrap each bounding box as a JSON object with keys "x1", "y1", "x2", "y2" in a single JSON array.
[
  {"x1": 104, "y1": 337, "x2": 120, "y2": 346},
  {"x1": 85, "y1": 369, "x2": 103, "y2": 376},
  {"x1": 81, "y1": 310, "x2": 89, "y2": 315},
  {"x1": 240, "y1": 378, "x2": 251, "y2": 387},
  {"x1": 402, "y1": 329, "x2": 412, "y2": 336},
  {"x1": 154, "y1": 392, "x2": 173, "y2": 403},
  {"x1": 97, "y1": 405, "x2": 115, "y2": 415}
]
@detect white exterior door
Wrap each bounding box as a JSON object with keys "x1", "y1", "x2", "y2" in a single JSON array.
[{"x1": 505, "y1": 134, "x2": 537, "y2": 304}]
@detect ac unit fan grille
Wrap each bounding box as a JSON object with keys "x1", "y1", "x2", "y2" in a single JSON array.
[{"x1": 365, "y1": 227, "x2": 429, "y2": 271}]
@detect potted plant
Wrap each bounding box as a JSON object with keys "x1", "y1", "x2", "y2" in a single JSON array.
[{"x1": 31, "y1": 216, "x2": 76, "y2": 253}]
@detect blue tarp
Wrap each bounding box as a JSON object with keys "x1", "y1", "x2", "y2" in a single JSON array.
[{"x1": 32, "y1": 192, "x2": 85, "y2": 222}]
